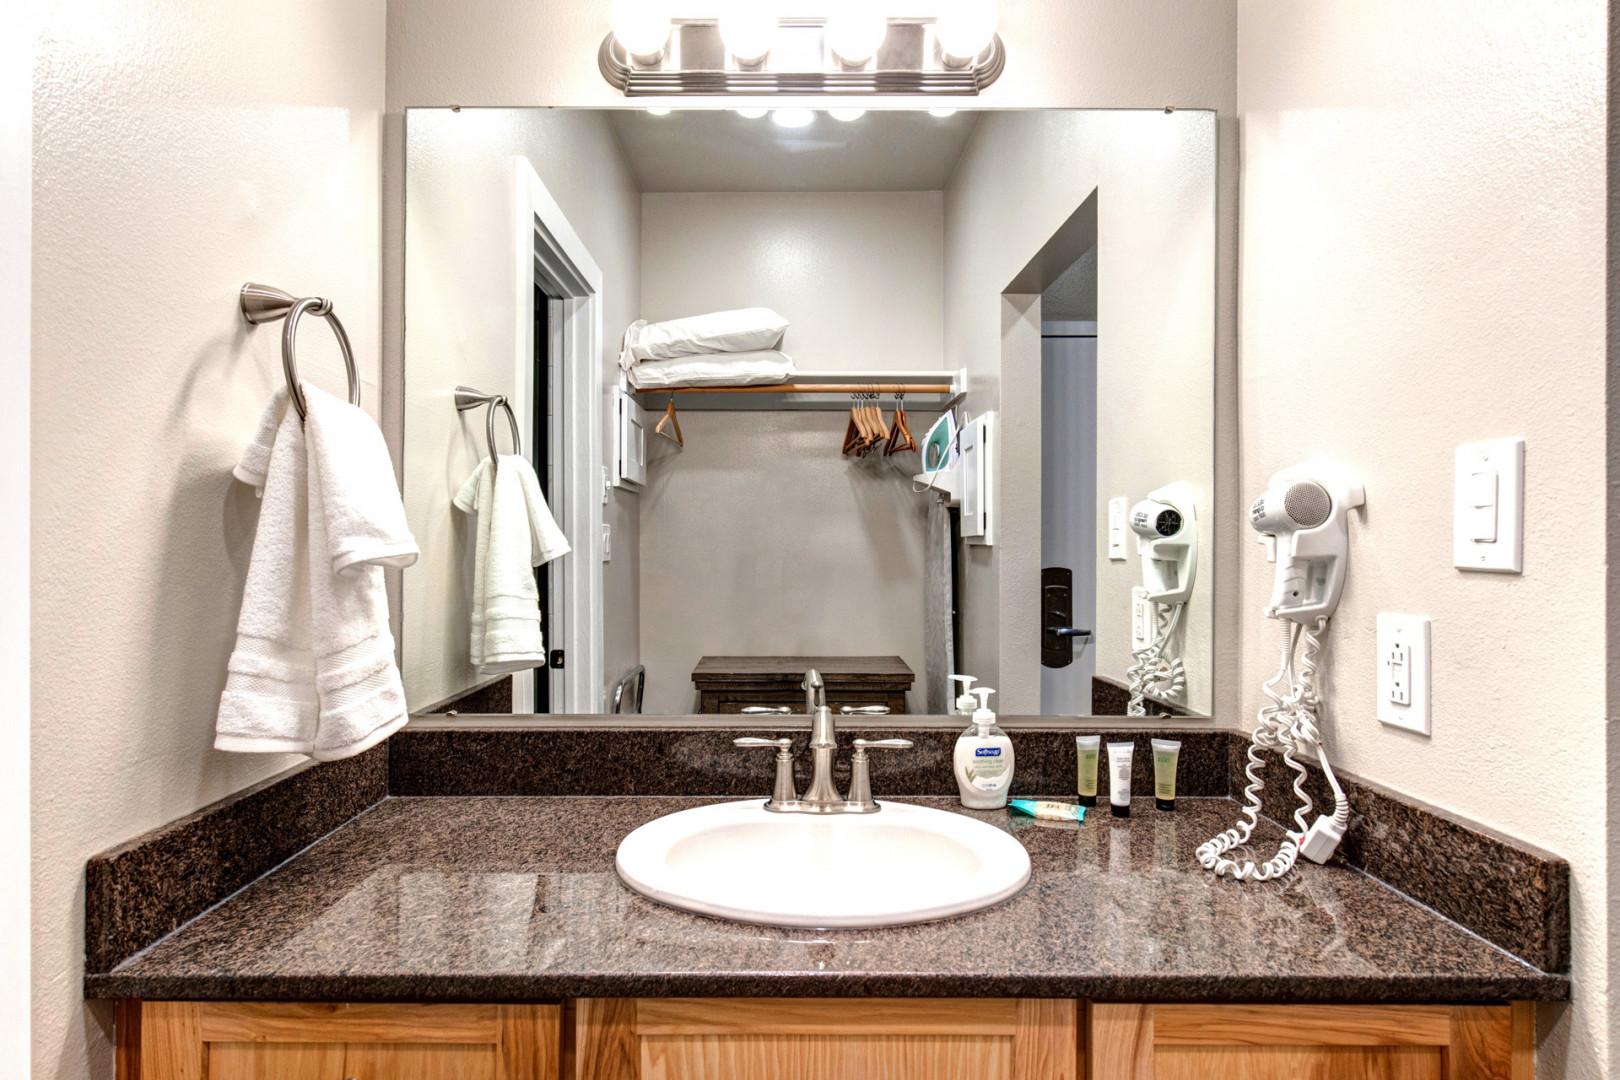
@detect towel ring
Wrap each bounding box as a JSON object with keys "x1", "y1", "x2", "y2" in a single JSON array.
[
  {"x1": 454, "y1": 385, "x2": 522, "y2": 472},
  {"x1": 240, "y1": 283, "x2": 360, "y2": 422}
]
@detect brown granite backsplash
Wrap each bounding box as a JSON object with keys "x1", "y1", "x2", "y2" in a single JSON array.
[
  {"x1": 386, "y1": 725, "x2": 1232, "y2": 801},
  {"x1": 84, "y1": 744, "x2": 387, "y2": 973},
  {"x1": 1225, "y1": 743, "x2": 1570, "y2": 974}
]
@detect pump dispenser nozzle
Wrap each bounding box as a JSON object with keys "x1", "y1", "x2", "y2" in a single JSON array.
[
  {"x1": 970, "y1": 687, "x2": 996, "y2": 722},
  {"x1": 950, "y1": 674, "x2": 978, "y2": 715}
]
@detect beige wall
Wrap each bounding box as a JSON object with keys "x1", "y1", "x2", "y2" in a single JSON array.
[
  {"x1": 637, "y1": 191, "x2": 944, "y2": 713},
  {"x1": 30, "y1": 3, "x2": 385, "y2": 1077},
  {"x1": 943, "y1": 111, "x2": 1218, "y2": 714},
  {"x1": 1237, "y1": 3, "x2": 1609, "y2": 1077},
  {"x1": 2, "y1": 16, "x2": 31, "y2": 1074},
  {"x1": 401, "y1": 108, "x2": 641, "y2": 711}
]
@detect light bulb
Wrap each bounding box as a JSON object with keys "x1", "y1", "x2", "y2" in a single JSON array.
[
  {"x1": 719, "y1": 0, "x2": 779, "y2": 64},
  {"x1": 935, "y1": 0, "x2": 997, "y2": 63},
  {"x1": 734, "y1": 106, "x2": 770, "y2": 119},
  {"x1": 609, "y1": 0, "x2": 672, "y2": 60},
  {"x1": 826, "y1": 3, "x2": 887, "y2": 66},
  {"x1": 771, "y1": 107, "x2": 815, "y2": 129},
  {"x1": 927, "y1": 106, "x2": 958, "y2": 118},
  {"x1": 645, "y1": 105, "x2": 672, "y2": 116},
  {"x1": 828, "y1": 107, "x2": 866, "y2": 122}
]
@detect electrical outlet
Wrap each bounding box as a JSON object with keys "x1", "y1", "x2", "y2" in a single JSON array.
[
  {"x1": 1131, "y1": 586, "x2": 1152, "y2": 651},
  {"x1": 1376, "y1": 613, "x2": 1431, "y2": 735}
]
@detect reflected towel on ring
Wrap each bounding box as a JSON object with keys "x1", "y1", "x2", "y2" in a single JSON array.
[{"x1": 454, "y1": 455, "x2": 571, "y2": 674}]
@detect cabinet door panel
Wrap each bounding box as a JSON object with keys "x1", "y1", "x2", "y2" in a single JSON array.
[
  {"x1": 207, "y1": 1043, "x2": 346, "y2": 1080},
  {"x1": 344, "y1": 1043, "x2": 498, "y2": 1080},
  {"x1": 640, "y1": 1034, "x2": 1012, "y2": 1080},
  {"x1": 1156, "y1": 1046, "x2": 1443, "y2": 1080}
]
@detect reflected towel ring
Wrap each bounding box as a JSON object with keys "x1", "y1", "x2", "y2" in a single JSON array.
[
  {"x1": 239, "y1": 283, "x2": 360, "y2": 422},
  {"x1": 455, "y1": 385, "x2": 522, "y2": 473}
]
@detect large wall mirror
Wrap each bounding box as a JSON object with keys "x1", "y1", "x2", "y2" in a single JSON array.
[{"x1": 401, "y1": 107, "x2": 1216, "y2": 720}]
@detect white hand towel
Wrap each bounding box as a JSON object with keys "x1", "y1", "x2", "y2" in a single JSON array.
[
  {"x1": 453, "y1": 455, "x2": 570, "y2": 674},
  {"x1": 216, "y1": 385, "x2": 419, "y2": 761}
]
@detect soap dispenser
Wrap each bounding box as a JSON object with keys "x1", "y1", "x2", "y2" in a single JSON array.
[
  {"x1": 949, "y1": 674, "x2": 978, "y2": 715},
  {"x1": 953, "y1": 687, "x2": 1014, "y2": 809}
]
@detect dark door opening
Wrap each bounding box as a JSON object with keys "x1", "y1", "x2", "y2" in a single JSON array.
[{"x1": 533, "y1": 285, "x2": 555, "y2": 712}]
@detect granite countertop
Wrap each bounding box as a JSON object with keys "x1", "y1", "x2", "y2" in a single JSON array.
[{"x1": 83, "y1": 794, "x2": 1568, "y2": 1003}]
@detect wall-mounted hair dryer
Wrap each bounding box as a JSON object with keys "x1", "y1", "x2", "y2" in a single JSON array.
[
  {"x1": 1198, "y1": 458, "x2": 1362, "y2": 883},
  {"x1": 1248, "y1": 462, "x2": 1364, "y2": 624},
  {"x1": 1130, "y1": 482, "x2": 1198, "y2": 606}
]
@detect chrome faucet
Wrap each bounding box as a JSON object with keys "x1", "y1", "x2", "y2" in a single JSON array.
[{"x1": 732, "y1": 668, "x2": 912, "y2": 814}]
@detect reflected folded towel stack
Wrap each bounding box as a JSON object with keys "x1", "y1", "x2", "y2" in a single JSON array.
[
  {"x1": 619, "y1": 307, "x2": 795, "y2": 388},
  {"x1": 215, "y1": 385, "x2": 419, "y2": 761},
  {"x1": 454, "y1": 455, "x2": 571, "y2": 674}
]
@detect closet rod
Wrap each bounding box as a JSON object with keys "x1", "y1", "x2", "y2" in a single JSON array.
[{"x1": 636, "y1": 382, "x2": 953, "y2": 395}]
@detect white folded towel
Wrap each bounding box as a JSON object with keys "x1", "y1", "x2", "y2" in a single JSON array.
[
  {"x1": 216, "y1": 385, "x2": 419, "y2": 761},
  {"x1": 453, "y1": 454, "x2": 571, "y2": 674}
]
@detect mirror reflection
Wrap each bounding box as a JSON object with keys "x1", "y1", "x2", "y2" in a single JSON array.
[{"x1": 402, "y1": 107, "x2": 1215, "y2": 718}]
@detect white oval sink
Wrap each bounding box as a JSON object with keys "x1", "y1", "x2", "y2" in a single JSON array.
[{"x1": 615, "y1": 800, "x2": 1031, "y2": 928}]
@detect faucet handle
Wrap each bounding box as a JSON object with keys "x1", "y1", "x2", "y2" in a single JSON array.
[
  {"x1": 740, "y1": 706, "x2": 793, "y2": 715},
  {"x1": 852, "y1": 738, "x2": 914, "y2": 751},
  {"x1": 734, "y1": 737, "x2": 798, "y2": 807},
  {"x1": 840, "y1": 705, "x2": 892, "y2": 716},
  {"x1": 734, "y1": 736, "x2": 793, "y2": 749},
  {"x1": 846, "y1": 738, "x2": 913, "y2": 810}
]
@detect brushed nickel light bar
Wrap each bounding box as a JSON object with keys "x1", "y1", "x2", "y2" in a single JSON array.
[{"x1": 599, "y1": 17, "x2": 1005, "y2": 97}]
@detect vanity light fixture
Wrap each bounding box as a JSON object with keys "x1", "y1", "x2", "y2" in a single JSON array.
[
  {"x1": 610, "y1": 0, "x2": 675, "y2": 61},
  {"x1": 645, "y1": 105, "x2": 673, "y2": 116},
  {"x1": 826, "y1": 2, "x2": 888, "y2": 67},
  {"x1": 601, "y1": 5, "x2": 1004, "y2": 98},
  {"x1": 935, "y1": 0, "x2": 999, "y2": 66},
  {"x1": 928, "y1": 106, "x2": 958, "y2": 118},
  {"x1": 828, "y1": 106, "x2": 867, "y2": 122},
  {"x1": 718, "y1": 0, "x2": 780, "y2": 66},
  {"x1": 734, "y1": 106, "x2": 770, "y2": 119},
  {"x1": 771, "y1": 107, "x2": 816, "y2": 129}
]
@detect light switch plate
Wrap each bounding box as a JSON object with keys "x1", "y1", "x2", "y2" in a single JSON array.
[
  {"x1": 601, "y1": 523, "x2": 612, "y2": 562},
  {"x1": 1453, "y1": 437, "x2": 1524, "y2": 573},
  {"x1": 1376, "y1": 613, "x2": 1431, "y2": 735},
  {"x1": 1107, "y1": 497, "x2": 1128, "y2": 561}
]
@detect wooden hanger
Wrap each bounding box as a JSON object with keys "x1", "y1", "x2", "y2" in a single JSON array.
[
  {"x1": 655, "y1": 395, "x2": 684, "y2": 447},
  {"x1": 842, "y1": 395, "x2": 864, "y2": 455},
  {"x1": 885, "y1": 394, "x2": 917, "y2": 455}
]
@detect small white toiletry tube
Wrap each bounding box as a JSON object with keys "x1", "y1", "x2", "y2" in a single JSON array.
[
  {"x1": 1151, "y1": 738, "x2": 1181, "y2": 812},
  {"x1": 1074, "y1": 735, "x2": 1100, "y2": 808},
  {"x1": 949, "y1": 674, "x2": 978, "y2": 714},
  {"x1": 1107, "y1": 741, "x2": 1134, "y2": 818},
  {"x1": 953, "y1": 687, "x2": 1013, "y2": 809},
  {"x1": 1008, "y1": 799, "x2": 1085, "y2": 823}
]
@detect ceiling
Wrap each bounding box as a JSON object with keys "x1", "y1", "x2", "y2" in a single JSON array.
[{"x1": 608, "y1": 109, "x2": 980, "y2": 192}]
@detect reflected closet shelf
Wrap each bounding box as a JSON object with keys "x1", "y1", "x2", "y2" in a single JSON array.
[{"x1": 630, "y1": 368, "x2": 966, "y2": 412}]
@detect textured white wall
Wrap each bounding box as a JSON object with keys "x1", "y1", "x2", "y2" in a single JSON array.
[
  {"x1": 1, "y1": 13, "x2": 31, "y2": 1071},
  {"x1": 637, "y1": 191, "x2": 944, "y2": 713},
  {"x1": 1237, "y1": 3, "x2": 1608, "y2": 1076},
  {"x1": 30, "y1": 3, "x2": 385, "y2": 1076},
  {"x1": 943, "y1": 111, "x2": 1218, "y2": 714},
  {"x1": 401, "y1": 108, "x2": 641, "y2": 711}
]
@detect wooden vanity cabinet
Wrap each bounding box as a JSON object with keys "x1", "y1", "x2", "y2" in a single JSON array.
[
  {"x1": 117, "y1": 1002, "x2": 560, "y2": 1080},
  {"x1": 117, "y1": 998, "x2": 1534, "y2": 1080}
]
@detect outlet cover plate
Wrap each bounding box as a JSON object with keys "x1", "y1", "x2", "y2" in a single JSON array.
[{"x1": 1376, "y1": 612, "x2": 1431, "y2": 735}]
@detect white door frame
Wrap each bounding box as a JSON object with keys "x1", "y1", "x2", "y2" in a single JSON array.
[{"x1": 512, "y1": 157, "x2": 605, "y2": 713}]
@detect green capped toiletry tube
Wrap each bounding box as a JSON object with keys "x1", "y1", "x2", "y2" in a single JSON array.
[
  {"x1": 1074, "y1": 735, "x2": 1100, "y2": 807},
  {"x1": 1008, "y1": 799, "x2": 1086, "y2": 822},
  {"x1": 1152, "y1": 738, "x2": 1182, "y2": 811}
]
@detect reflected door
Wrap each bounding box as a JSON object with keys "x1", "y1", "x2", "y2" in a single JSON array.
[{"x1": 1040, "y1": 321, "x2": 1097, "y2": 713}]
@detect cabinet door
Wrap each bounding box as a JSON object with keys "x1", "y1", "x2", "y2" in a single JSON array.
[
  {"x1": 124, "y1": 1002, "x2": 559, "y2": 1080},
  {"x1": 577, "y1": 997, "x2": 1077, "y2": 1080},
  {"x1": 1088, "y1": 1004, "x2": 1534, "y2": 1080}
]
